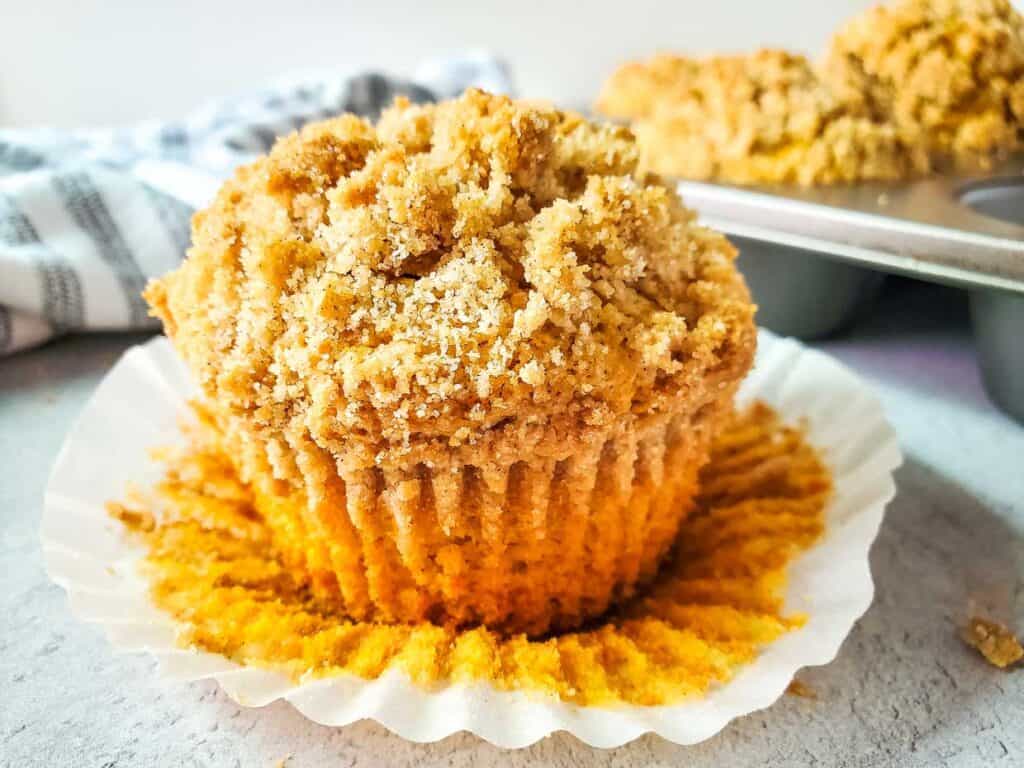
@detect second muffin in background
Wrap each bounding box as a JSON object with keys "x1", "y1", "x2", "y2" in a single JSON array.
[
  {"x1": 596, "y1": 49, "x2": 929, "y2": 186},
  {"x1": 824, "y1": 0, "x2": 1024, "y2": 170},
  {"x1": 145, "y1": 90, "x2": 757, "y2": 636}
]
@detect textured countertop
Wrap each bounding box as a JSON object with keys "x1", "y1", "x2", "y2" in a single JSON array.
[{"x1": 3, "y1": 280, "x2": 1022, "y2": 768}]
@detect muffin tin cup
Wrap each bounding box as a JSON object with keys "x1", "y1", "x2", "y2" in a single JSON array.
[
  {"x1": 733, "y1": 236, "x2": 885, "y2": 340},
  {"x1": 693, "y1": 168, "x2": 1024, "y2": 420},
  {"x1": 736, "y1": 234, "x2": 1024, "y2": 423},
  {"x1": 963, "y1": 178, "x2": 1024, "y2": 424},
  {"x1": 969, "y1": 288, "x2": 1024, "y2": 424},
  {"x1": 41, "y1": 331, "x2": 900, "y2": 748}
]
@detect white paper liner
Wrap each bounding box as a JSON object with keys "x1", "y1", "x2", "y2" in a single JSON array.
[{"x1": 41, "y1": 330, "x2": 901, "y2": 749}]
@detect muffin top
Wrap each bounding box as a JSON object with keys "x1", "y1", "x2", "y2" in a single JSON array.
[
  {"x1": 824, "y1": 0, "x2": 1024, "y2": 168},
  {"x1": 594, "y1": 53, "x2": 700, "y2": 120},
  {"x1": 146, "y1": 90, "x2": 753, "y2": 463},
  {"x1": 596, "y1": 49, "x2": 928, "y2": 185}
]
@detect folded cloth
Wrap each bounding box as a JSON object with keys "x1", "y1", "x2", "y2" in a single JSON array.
[{"x1": 0, "y1": 54, "x2": 511, "y2": 355}]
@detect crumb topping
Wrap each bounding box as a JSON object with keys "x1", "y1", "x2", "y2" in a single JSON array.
[
  {"x1": 824, "y1": 0, "x2": 1024, "y2": 168},
  {"x1": 146, "y1": 90, "x2": 752, "y2": 460},
  {"x1": 596, "y1": 49, "x2": 928, "y2": 186},
  {"x1": 594, "y1": 53, "x2": 700, "y2": 121}
]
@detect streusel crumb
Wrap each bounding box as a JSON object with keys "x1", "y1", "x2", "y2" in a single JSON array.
[
  {"x1": 145, "y1": 89, "x2": 752, "y2": 466},
  {"x1": 962, "y1": 616, "x2": 1024, "y2": 668},
  {"x1": 596, "y1": 49, "x2": 929, "y2": 186},
  {"x1": 594, "y1": 53, "x2": 700, "y2": 121},
  {"x1": 824, "y1": 0, "x2": 1024, "y2": 169}
]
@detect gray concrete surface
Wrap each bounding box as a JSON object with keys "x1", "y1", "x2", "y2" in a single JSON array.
[{"x1": 2, "y1": 280, "x2": 1022, "y2": 767}]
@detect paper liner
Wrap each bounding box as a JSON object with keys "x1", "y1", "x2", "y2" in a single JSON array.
[
  {"x1": 218, "y1": 399, "x2": 717, "y2": 636},
  {"x1": 42, "y1": 330, "x2": 901, "y2": 748}
]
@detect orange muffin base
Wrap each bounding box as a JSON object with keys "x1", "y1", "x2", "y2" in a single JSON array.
[{"x1": 198, "y1": 381, "x2": 739, "y2": 637}]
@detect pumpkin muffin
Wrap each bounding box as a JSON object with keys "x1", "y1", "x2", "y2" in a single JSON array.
[
  {"x1": 593, "y1": 53, "x2": 700, "y2": 123},
  {"x1": 596, "y1": 49, "x2": 929, "y2": 186},
  {"x1": 824, "y1": 0, "x2": 1024, "y2": 170},
  {"x1": 144, "y1": 89, "x2": 756, "y2": 636}
]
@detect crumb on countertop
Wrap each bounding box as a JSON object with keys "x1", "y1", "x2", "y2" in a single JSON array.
[{"x1": 962, "y1": 616, "x2": 1024, "y2": 669}]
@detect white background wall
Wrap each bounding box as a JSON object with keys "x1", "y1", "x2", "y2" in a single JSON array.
[
  {"x1": 0, "y1": 0, "x2": 877, "y2": 128},
  {"x1": 1, "y1": 0, "x2": 1016, "y2": 129}
]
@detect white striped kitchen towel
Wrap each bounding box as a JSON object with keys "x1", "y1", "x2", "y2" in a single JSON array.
[{"x1": 0, "y1": 54, "x2": 511, "y2": 355}]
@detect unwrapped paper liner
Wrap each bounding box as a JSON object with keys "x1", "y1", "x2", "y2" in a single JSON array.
[{"x1": 41, "y1": 330, "x2": 901, "y2": 748}]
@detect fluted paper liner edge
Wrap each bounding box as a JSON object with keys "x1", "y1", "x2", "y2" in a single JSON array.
[{"x1": 42, "y1": 330, "x2": 901, "y2": 748}]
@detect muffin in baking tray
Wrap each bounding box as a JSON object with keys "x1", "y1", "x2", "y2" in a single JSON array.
[
  {"x1": 593, "y1": 53, "x2": 701, "y2": 123},
  {"x1": 824, "y1": 0, "x2": 1024, "y2": 170},
  {"x1": 144, "y1": 89, "x2": 756, "y2": 636},
  {"x1": 597, "y1": 49, "x2": 929, "y2": 186}
]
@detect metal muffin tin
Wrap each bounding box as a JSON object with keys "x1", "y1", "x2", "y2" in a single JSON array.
[{"x1": 675, "y1": 159, "x2": 1024, "y2": 422}]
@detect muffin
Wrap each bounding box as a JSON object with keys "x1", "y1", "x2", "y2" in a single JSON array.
[
  {"x1": 144, "y1": 90, "x2": 756, "y2": 636},
  {"x1": 824, "y1": 0, "x2": 1024, "y2": 170},
  {"x1": 596, "y1": 49, "x2": 929, "y2": 186},
  {"x1": 593, "y1": 53, "x2": 700, "y2": 123}
]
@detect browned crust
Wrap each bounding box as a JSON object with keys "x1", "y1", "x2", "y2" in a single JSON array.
[{"x1": 146, "y1": 89, "x2": 756, "y2": 471}]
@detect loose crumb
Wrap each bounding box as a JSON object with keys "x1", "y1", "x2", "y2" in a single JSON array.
[
  {"x1": 106, "y1": 501, "x2": 155, "y2": 533},
  {"x1": 595, "y1": 49, "x2": 928, "y2": 186},
  {"x1": 962, "y1": 616, "x2": 1024, "y2": 668},
  {"x1": 111, "y1": 401, "x2": 832, "y2": 707},
  {"x1": 785, "y1": 679, "x2": 817, "y2": 699}
]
